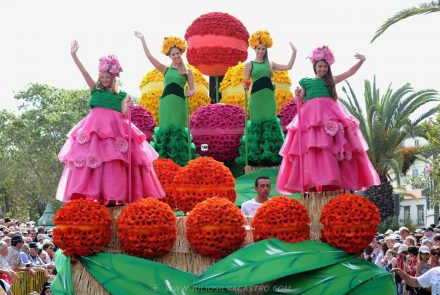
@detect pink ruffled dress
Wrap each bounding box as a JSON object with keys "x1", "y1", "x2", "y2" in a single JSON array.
[
  {"x1": 56, "y1": 88, "x2": 164, "y2": 204},
  {"x1": 276, "y1": 77, "x2": 380, "y2": 193}
]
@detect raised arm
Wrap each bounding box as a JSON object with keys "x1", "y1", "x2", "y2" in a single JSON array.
[
  {"x1": 243, "y1": 62, "x2": 252, "y2": 91},
  {"x1": 272, "y1": 42, "x2": 297, "y2": 71},
  {"x1": 71, "y1": 41, "x2": 95, "y2": 89},
  {"x1": 134, "y1": 31, "x2": 167, "y2": 73},
  {"x1": 391, "y1": 268, "x2": 421, "y2": 288},
  {"x1": 185, "y1": 69, "x2": 195, "y2": 97},
  {"x1": 334, "y1": 53, "x2": 366, "y2": 84}
]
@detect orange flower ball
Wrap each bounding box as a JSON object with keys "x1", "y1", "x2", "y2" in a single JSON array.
[
  {"x1": 116, "y1": 198, "x2": 177, "y2": 257},
  {"x1": 153, "y1": 158, "x2": 182, "y2": 210},
  {"x1": 173, "y1": 157, "x2": 236, "y2": 212},
  {"x1": 53, "y1": 199, "x2": 112, "y2": 256},
  {"x1": 185, "y1": 197, "x2": 246, "y2": 259},
  {"x1": 251, "y1": 196, "x2": 310, "y2": 243},
  {"x1": 320, "y1": 193, "x2": 381, "y2": 253}
]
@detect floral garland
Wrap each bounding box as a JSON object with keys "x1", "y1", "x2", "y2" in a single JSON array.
[
  {"x1": 279, "y1": 99, "x2": 298, "y2": 134},
  {"x1": 249, "y1": 30, "x2": 273, "y2": 49},
  {"x1": 185, "y1": 12, "x2": 249, "y2": 41},
  {"x1": 185, "y1": 197, "x2": 246, "y2": 259},
  {"x1": 161, "y1": 36, "x2": 187, "y2": 55},
  {"x1": 116, "y1": 198, "x2": 177, "y2": 258},
  {"x1": 219, "y1": 62, "x2": 245, "y2": 92},
  {"x1": 98, "y1": 54, "x2": 122, "y2": 76},
  {"x1": 130, "y1": 105, "x2": 156, "y2": 142},
  {"x1": 139, "y1": 66, "x2": 210, "y2": 124},
  {"x1": 172, "y1": 157, "x2": 236, "y2": 212},
  {"x1": 53, "y1": 199, "x2": 112, "y2": 256},
  {"x1": 152, "y1": 158, "x2": 182, "y2": 209},
  {"x1": 251, "y1": 196, "x2": 310, "y2": 243},
  {"x1": 190, "y1": 104, "x2": 244, "y2": 162},
  {"x1": 320, "y1": 193, "x2": 380, "y2": 254}
]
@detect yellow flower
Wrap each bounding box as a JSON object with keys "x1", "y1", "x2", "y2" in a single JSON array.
[
  {"x1": 249, "y1": 30, "x2": 273, "y2": 49},
  {"x1": 161, "y1": 36, "x2": 187, "y2": 55}
]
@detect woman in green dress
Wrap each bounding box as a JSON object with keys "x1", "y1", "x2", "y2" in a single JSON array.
[
  {"x1": 135, "y1": 31, "x2": 197, "y2": 166},
  {"x1": 237, "y1": 30, "x2": 297, "y2": 166}
]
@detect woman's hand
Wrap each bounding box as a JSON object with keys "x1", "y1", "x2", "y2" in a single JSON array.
[
  {"x1": 355, "y1": 53, "x2": 366, "y2": 62},
  {"x1": 184, "y1": 89, "x2": 195, "y2": 97},
  {"x1": 243, "y1": 79, "x2": 251, "y2": 92},
  {"x1": 134, "y1": 31, "x2": 144, "y2": 40},
  {"x1": 71, "y1": 40, "x2": 79, "y2": 55},
  {"x1": 289, "y1": 42, "x2": 297, "y2": 53}
]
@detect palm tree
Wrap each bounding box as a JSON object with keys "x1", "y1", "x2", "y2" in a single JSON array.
[
  {"x1": 339, "y1": 77, "x2": 439, "y2": 219},
  {"x1": 371, "y1": 1, "x2": 440, "y2": 42}
]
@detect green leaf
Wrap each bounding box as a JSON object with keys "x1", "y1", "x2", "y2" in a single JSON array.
[
  {"x1": 193, "y1": 239, "x2": 353, "y2": 288},
  {"x1": 347, "y1": 271, "x2": 396, "y2": 295},
  {"x1": 235, "y1": 168, "x2": 301, "y2": 206},
  {"x1": 51, "y1": 250, "x2": 74, "y2": 295},
  {"x1": 268, "y1": 258, "x2": 394, "y2": 294},
  {"x1": 79, "y1": 253, "x2": 232, "y2": 295}
]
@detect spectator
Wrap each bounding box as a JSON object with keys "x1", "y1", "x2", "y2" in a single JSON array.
[
  {"x1": 30, "y1": 229, "x2": 37, "y2": 242},
  {"x1": 405, "y1": 236, "x2": 417, "y2": 247},
  {"x1": 385, "y1": 235, "x2": 396, "y2": 250},
  {"x1": 406, "y1": 246, "x2": 419, "y2": 295},
  {"x1": 0, "y1": 241, "x2": 19, "y2": 295},
  {"x1": 421, "y1": 238, "x2": 433, "y2": 249},
  {"x1": 6, "y1": 236, "x2": 25, "y2": 271},
  {"x1": 392, "y1": 244, "x2": 408, "y2": 295},
  {"x1": 382, "y1": 249, "x2": 395, "y2": 271},
  {"x1": 2, "y1": 238, "x2": 10, "y2": 247},
  {"x1": 430, "y1": 246, "x2": 440, "y2": 269},
  {"x1": 424, "y1": 227, "x2": 435, "y2": 244},
  {"x1": 27, "y1": 243, "x2": 46, "y2": 268},
  {"x1": 241, "y1": 176, "x2": 271, "y2": 217},
  {"x1": 40, "y1": 283, "x2": 52, "y2": 295},
  {"x1": 416, "y1": 246, "x2": 431, "y2": 277},
  {"x1": 40, "y1": 242, "x2": 54, "y2": 266},
  {"x1": 36, "y1": 234, "x2": 47, "y2": 248},
  {"x1": 392, "y1": 266, "x2": 440, "y2": 294},
  {"x1": 399, "y1": 227, "x2": 411, "y2": 241},
  {"x1": 433, "y1": 233, "x2": 440, "y2": 247}
]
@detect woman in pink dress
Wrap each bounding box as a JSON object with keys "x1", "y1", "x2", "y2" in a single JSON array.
[
  {"x1": 276, "y1": 46, "x2": 380, "y2": 193},
  {"x1": 56, "y1": 41, "x2": 164, "y2": 204}
]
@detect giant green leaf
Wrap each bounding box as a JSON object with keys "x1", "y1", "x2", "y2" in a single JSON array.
[
  {"x1": 79, "y1": 253, "x2": 231, "y2": 295},
  {"x1": 268, "y1": 258, "x2": 394, "y2": 294},
  {"x1": 193, "y1": 239, "x2": 353, "y2": 288},
  {"x1": 51, "y1": 250, "x2": 74, "y2": 295},
  {"x1": 347, "y1": 271, "x2": 396, "y2": 294},
  {"x1": 235, "y1": 168, "x2": 301, "y2": 206}
]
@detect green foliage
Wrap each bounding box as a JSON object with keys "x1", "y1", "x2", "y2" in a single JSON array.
[
  {"x1": 371, "y1": 1, "x2": 440, "y2": 42},
  {"x1": 422, "y1": 113, "x2": 440, "y2": 204},
  {"x1": 0, "y1": 84, "x2": 89, "y2": 220},
  {"x1": 378, "y1": 216, "x2": 399, "y2": 233}
]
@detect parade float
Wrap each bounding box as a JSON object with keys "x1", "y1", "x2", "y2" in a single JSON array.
[{"x1": 47, "y1": 12, "x2": 395, "y2": 295}]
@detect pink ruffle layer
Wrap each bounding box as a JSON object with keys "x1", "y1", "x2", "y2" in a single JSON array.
[
  {"x1": 276, "y1": 98, "x2": 380, "y2": 193},
  {"x1": 56, "y1": 107, "x2": 164, "y2": 203}
]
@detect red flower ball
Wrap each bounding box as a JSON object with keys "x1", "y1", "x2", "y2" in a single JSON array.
[
  {"x1": 153, "y1": 158, "x2": 182, "y2": 209},
  {"x1": 320, "y1": 194, "x2": 381, "y2": 253},
  {"x1": 185, "y1": 12, "x2": 249, "y2": 76},
  {"x1": 53, "y1": 199, "x2": 112, "y2": 256},
  {"x1": 117, "y1": 198, "x2": 177, "y2": 257},
  {"x1": 279, "y1": 99, "x2": 297, "y2": 134},
  {"x1": 186, "y1": 197, "x2": 246, "y2": 259},
  {"x1": 190, "y1": 104, "x2": 244, "y2": 162},
  {"x1": 251, "y1": 196, "x2": 310, "y2": 243},
  {"x1": 130, "y1": 105, "x2": 156, "y2": 142}
]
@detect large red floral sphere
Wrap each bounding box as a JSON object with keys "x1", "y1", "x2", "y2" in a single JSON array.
[
  {"x1": 251, "y1": 196, "x2": 310, "y2": 243},
  {"x1": 153, "y1": 158, "x2": 182, "y2": 209},
  {"x1": 185, "y1": 197, "x2": 246, "y2": 259},
  {"x1": 185, "y1": 12, "x2": 249, "y2": 76},
  {"x1": 172, "y1": 157, "x2": 236, "y2": 212},
  {"x1": 130, "y1": 105, "x2": 156, "y2": 142},
  {"x1": 190, "y1": 104, "x2": 244, "y2": 162},
  {"x1": 53, "y1": 199, "x2": 112, "y2": 256},
  {"x1": 117, "y1": 198, "x2": 177, "y2": 257},
  {"x1": 279, "y1": 99, "x2": 297, "y2": 134},
  {"x1": 320, "y1": 194, "x2": 381, "y2": 253}
]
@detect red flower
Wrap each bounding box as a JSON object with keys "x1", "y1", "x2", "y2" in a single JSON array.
[{"x1": 152, "y1": 159, "x2": 182, "y2": 209}]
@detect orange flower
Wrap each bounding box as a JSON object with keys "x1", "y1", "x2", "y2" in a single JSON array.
[
  {"x1": 320, "y1": 193, "x2": 380, "y2": 254},
  {"x1": 116, "y1": 198, "x2": 177, "y2": 257},
  {"x1": 153, "y1": 158, "x2": 182, "y2": 209},
  {"x1": 172, "y1": 157, "x2": 236, "y2": 212},
  {"x1": 185, "y1": 197, "x2": 246, "y2": 259},
  {"x1": 251, "y1": 196, "x2": 310, "y2": 243},
  {"x1": 53, "y1": 199, "x2": 112, "y2": 256}
]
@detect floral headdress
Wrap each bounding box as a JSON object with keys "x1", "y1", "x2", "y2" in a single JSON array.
[
  {"x1": 310, "y1": 46, "x2": 335, "y2": 66},
  {"x1": 161, "y1": 36, "x2": 187, "y2": 55},
  {"x1": 98, "y1": 54, "x2": 122, "y2": 76},
  {"x1": 249, "y1": 30, "x2": 273, "y2": 49}
]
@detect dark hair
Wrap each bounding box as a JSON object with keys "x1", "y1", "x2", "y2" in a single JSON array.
[
  {"x1": 408, "y1": 246, "x2": 418, "y2": 255},
  {"x1": 434, "y1": 233, "x2": 440, "y2": 241},
  {"x1": 4, "y1": 217, "x2": 11, "y2": 223},
  {"x1": 313, "y1": 60, "x2": 337, "y2": 99},
  {"x1": 40, "y1": 283, "x2": 51, "y2": 295},
  {"x1": 255, "y1": 176, "x2": 270, "y2": 188}
]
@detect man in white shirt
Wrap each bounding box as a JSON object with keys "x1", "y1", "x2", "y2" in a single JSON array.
[
  {"x1": 241, "y1": 176, "x2": 271, "y2": 217},
  {"x1": 392, "y1": 266, "x2": 440, "y2": 294}
]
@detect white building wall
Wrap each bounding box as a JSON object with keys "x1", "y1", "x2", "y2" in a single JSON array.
[{"x1": 399, "y1": 198, "x2": 426, "y2": 227}]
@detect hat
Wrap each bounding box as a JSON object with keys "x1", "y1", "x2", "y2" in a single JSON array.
[
  {"x1": 385, "y1": 229, "x2": 394, "y2": 235},
  {"x1": 29, "y1": 242, "x2": 39, "y2": 249},
  {"x1": 398, "y1": 244, "x2": 409, "y2": 254},
  {"x1": 427, "y1": 227, "x2": 435, "y2": 232},
  {"x1": 11, "y1": 235, "x2": 23, "y2": 243},
  {"x1": 36, "y1": 234, "x2": 46, "y2": 241},
  {"x1": 399, "y1": 227, "x2": 410, "y2": 233},
  {"x1": 394, "y1": 235, "x2": 401, "y2": 241},
  {"x1": 415, "y1": 229, "x2": 423, "y2": 234},
  {"x1": 393, "y1": 242, "x2": 402, "y2": 249},
  {"x1": 419, "y1": 245, "x2": 430, "y2": 253},
  {"x1": 375, "y1": 234, "x2": 385, "y2": 241}
]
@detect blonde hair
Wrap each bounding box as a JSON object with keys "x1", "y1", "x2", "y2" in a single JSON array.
[
  {"x1": 95, "y1": 75, "x2": 119, "y2": 93},
  {"x1": 263, "y1": 51, "x2": 273, "y2": 78},
  {"x1": 177, "y1": 60, "x2": 188, "y2": 76}
]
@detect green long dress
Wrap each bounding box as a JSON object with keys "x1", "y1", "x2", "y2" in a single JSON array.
[
  {"x1": 151, "y1": 67, "x2": 197, "y2": 166},
  {"x1": 236, "y1": 61, "x2": 284, "y2": 166}
]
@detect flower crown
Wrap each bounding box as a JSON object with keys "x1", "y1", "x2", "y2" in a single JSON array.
[
  {"x1": 98, "y1": 55, "x2": 122, "y2": 76},
  {"x1": 249, "y1": 30, "x2": 273, "y2": 49},
  {"x1": 161, "y1": 36, "x2": 187, "y2": 55},
  {"x1": 310, "y1": 46, "x2": 335, "y2": 66}
]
